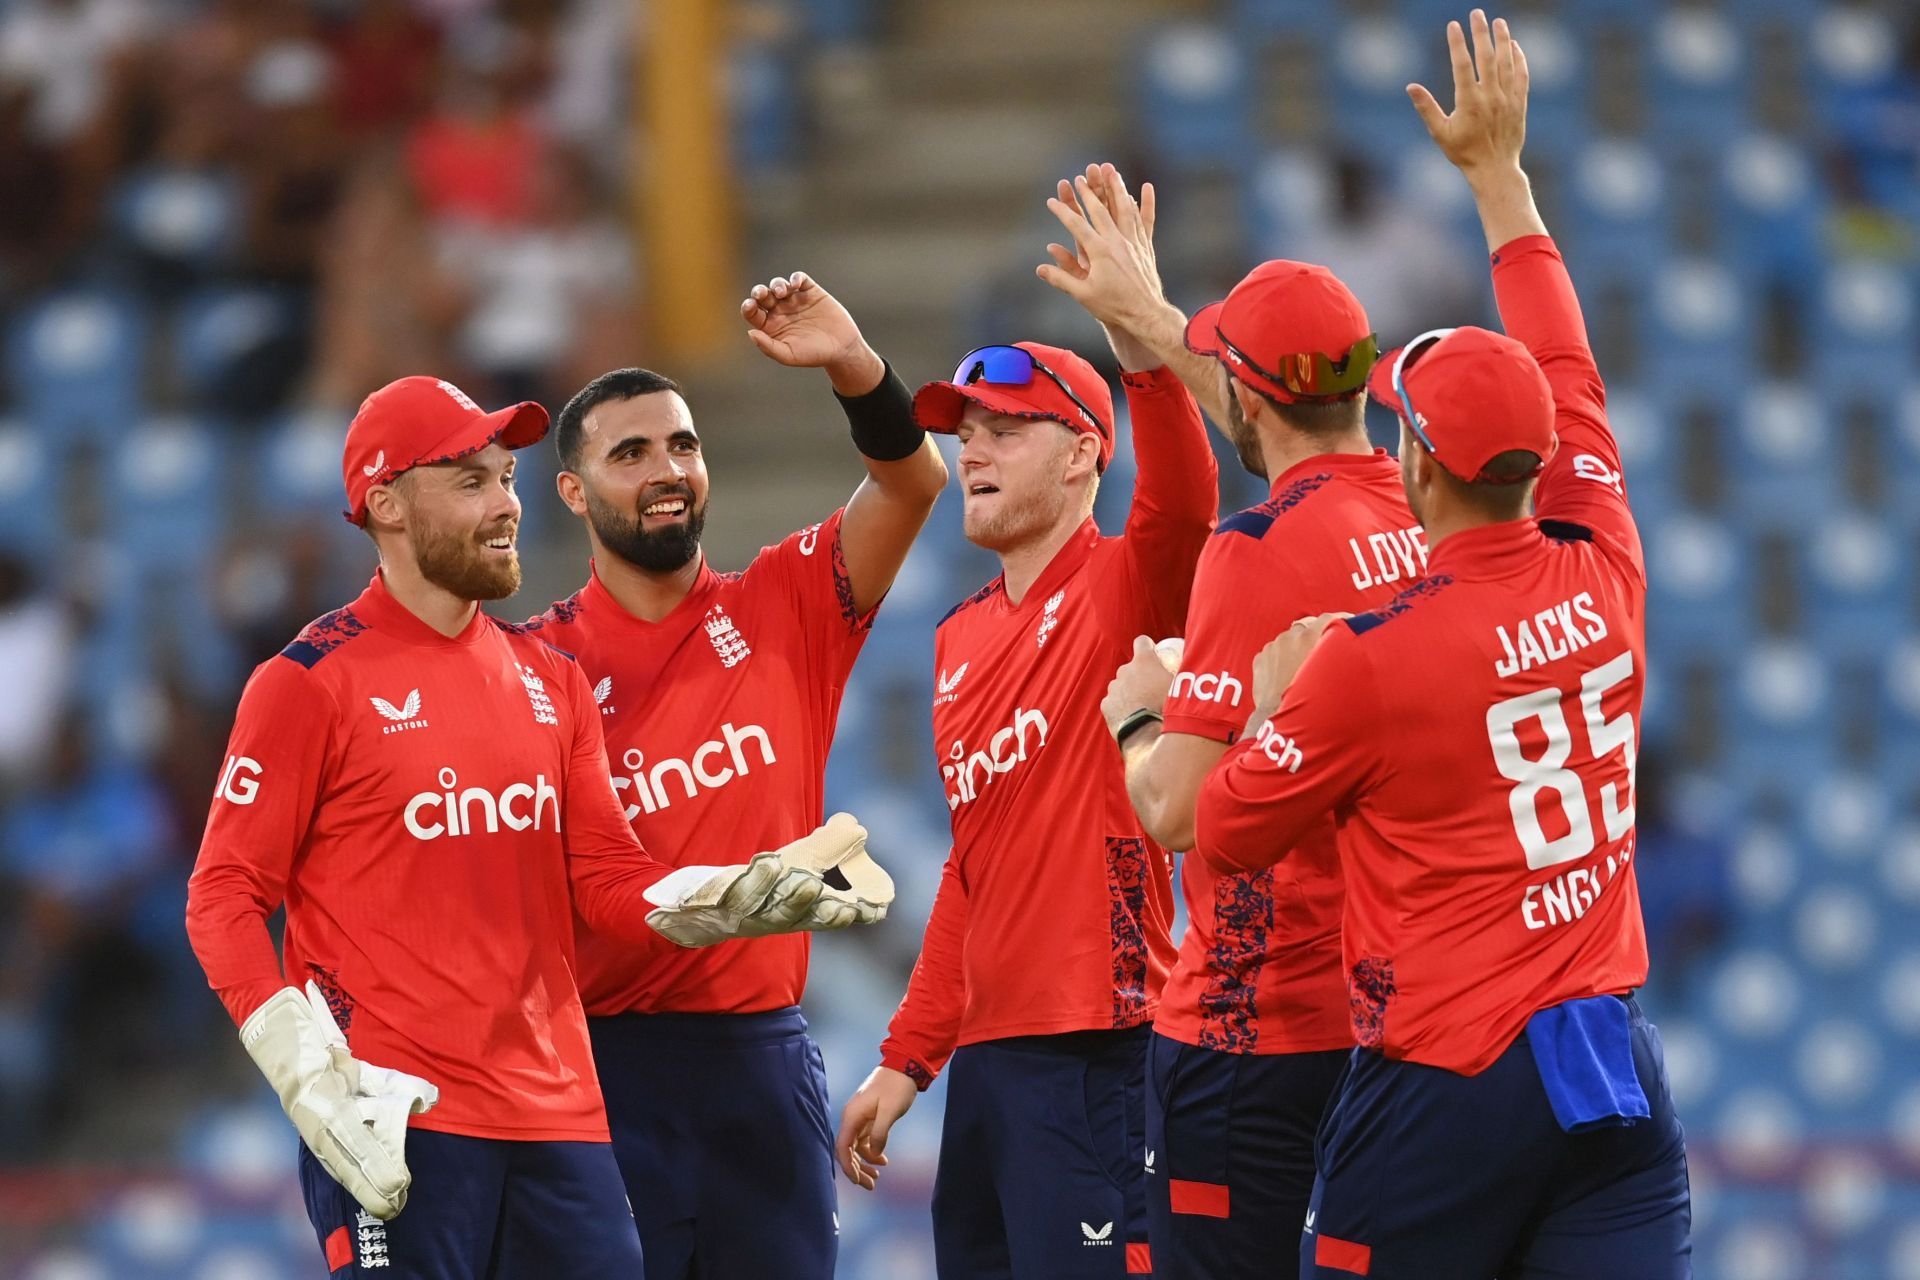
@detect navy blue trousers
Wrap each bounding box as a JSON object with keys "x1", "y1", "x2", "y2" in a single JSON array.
[
  {"x1": 299, "y1": 1130, "x2": 643, "y2": 1277},
  {"x1": 1146, "y1": 1032, "x2": 1348, "y2": 1280},
  {"x1": 1302, "y1": 999, "x2": 1691, "y2": 1279},
  {"x1": 934, "y1": 1026, "x2": 1154, "y2": 1279},
  {"x1": 588, "y1": 1006, "x2": 837, "y2": 1280}
]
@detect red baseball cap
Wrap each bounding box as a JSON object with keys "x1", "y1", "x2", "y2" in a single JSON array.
[
  {"x1": 342, "y1": 376, "x2": 550, "y2": 524},
  {"x1": 1184, "y1": 260, "x2": 1377, "y2": 403},
  {"x1": 912, "y1": 341, "x2": 1115, "y2": 469},
  {"x1": 1366, "y1": 326, "x2": 1557, "y2": 483}
]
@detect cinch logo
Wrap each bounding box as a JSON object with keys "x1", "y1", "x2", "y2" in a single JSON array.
[
  {"x1": 610, "y1": 723, "x2": 776, "y2": 818},
  {"x1": 404, "y1": 767, "x2": 559, "y2": 840},
  {"x1": 215, "y1": 755, "x2": 262, "y2": 805},
  {"x1": 942, "y1": 708, "x2": 1049, "y2": 810},
  {"x1": 1170, "y1": 669, "x2": 1243, "y2": 706},
  {"x1": 1253, "y1": 720, "x2": 1304, "y2": 773}
]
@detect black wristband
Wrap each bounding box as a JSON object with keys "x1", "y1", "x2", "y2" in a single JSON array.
[
  {"x1": 1114, "y1": 708, "x2": 1163, "y2": 748},
  {"x1": 836, "y1": 359, "x2": 925, "y2": 462}
]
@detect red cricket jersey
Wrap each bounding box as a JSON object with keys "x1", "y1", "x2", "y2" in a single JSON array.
[
  {"x1": 185, "y1": 573, "x2": 677, "y2": 1141},
  {"x1": 1195, "y1": 235, "x2": 1648, "y2": 1076},
  {"x1": 524, "y1": 509, "x2": 875, "y2": 1015},
  {"x1": 880, "y1": 367, "x2": 1218, "y2": 1085},
  {"x1": 1156, "y1": 450, "x2": 1423, "y2": 1056}
]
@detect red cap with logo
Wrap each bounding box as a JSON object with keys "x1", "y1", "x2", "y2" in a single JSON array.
[
  {"x1": 1184, "y1": 260, "x2": 1377, "y2": 403},
  {"x1": 912, "y1": 341, "x2": 1115, "y2": 469},
  {"x1": 342, "y1": 376, "x2": 550, "y2": 524},
  {"x1": 1366, "y1": 326, "x2": 1557, "y2": 483}
]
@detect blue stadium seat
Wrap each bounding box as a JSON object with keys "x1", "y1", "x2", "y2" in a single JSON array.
[
  {"x1": 110, "y1": 416, "x2": 227, "y2": 567},
  {"x1": 1133, "y1": 23, "x2": 1252, "y2": 171},
  {"x1": 1724, "y1": 640, "x2": 1839, "y2": 789},
  {"x1": 1643, "y1": 259, "x2": 1755, "y2": 401},
  {"x1": 1724, "y1": 382, "x2": 1842, "y2": 529},
  {"x1": 0, "y1": 422, "x2": 63, "y2": 557},
  {"x1": 171, "y1": 285, "x2": 301, "y2": 412},
  {"x1": 1325, "y1": 16, "x2": 1423, "y2": 158},
  {"x1": 257, "y1": 407, "x2": 348, "y2": 515},
  {"x1": 1503, "y1": 16, "x2": 1587, "y2": 154},
  {"x1": 1808, "y1": 261, "x2": 1917, "y2": 401},
  {"x1": 1716, "y1": 135, "x2": 1825, "y2": 290},
  {"x1": 1643, "y1": 511, "x2": 1758, "y2": 656},
  {"x1": 730, "y1": 39, "x2": 799, "y2": 173},
  {"x1": 1647, "y1": 8, "x2": 1750, "y2": 146},
  {"x1": 1231, "y1": 0, "x2": 1325, "y2": 36},
  {"x1": 1604, "y1": 387, "x2": 1682, "y2": 519},
  {"x1": 108, "y1": 166, "x2": 241, "y2": 280},
  {"x1": 1800, "y1": 511, "x2": 1913, "y2": 658},
  {"x1": 1563, "y1": 140, "x2": 1672, "y2": 286},
  {"x1": 4, "y1": 290, "x2": 149, "y2": 447}
]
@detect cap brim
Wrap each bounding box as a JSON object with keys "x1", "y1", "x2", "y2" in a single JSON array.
[
  {"x1": 413, "y1": 401, "x2": 551, "y2": 468},
  {"x1": 1366, "y1": 347, "x2": 1408, "y2": 416},
  {"x1": 1183, "y1": 301, "x2": 1228, "y2": 358},
  {"x1": 912, "y1": 380, "x2": 1080, "y2": 435}
]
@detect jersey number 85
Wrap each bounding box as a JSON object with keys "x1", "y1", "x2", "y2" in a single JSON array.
[{"x1": 1485, "y1": 652, "x2": 1637, "y2": 871}]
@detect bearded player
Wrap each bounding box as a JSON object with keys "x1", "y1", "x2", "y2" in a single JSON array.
[
  {"x1": 185, "y1": 376, "x2": 884, "y2": 1278},
  {"x1": 1195, "y1": 14, "x2": 1689, "y2": 1277},
  {"x1": 521, "y1": 272, "x2": 944, "y2": 1279},
  {"x1": 835, "y1": 231, "x2": 1219, "y2": 1274},
  {"x1": 1041, "y1": 169, "x2": 1426, "y2": 1279}
]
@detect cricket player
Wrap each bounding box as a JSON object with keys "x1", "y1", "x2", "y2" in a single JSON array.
[
  {"x1": 184, "y1": 376, "x2": 884, "y2": 1279},
  {"x1": 1041, "y1": 170, "x2": 1426, "y2": 1278},
  {"x1": 521, "y1": 271, "x2": 945, "y2": 1279},
  {"x1": 835, "y1": 294, "x2": 1219, "y2": 1277},
  {"x1": 1193, "y1": 14, "x2": 1689, "y2": 1277}
]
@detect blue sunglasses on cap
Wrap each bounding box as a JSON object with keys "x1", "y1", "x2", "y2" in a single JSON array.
[{"x1": 952, "y1": 345, "x2": 1106, "y2": 438}]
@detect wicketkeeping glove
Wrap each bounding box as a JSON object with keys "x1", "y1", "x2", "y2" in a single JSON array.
[
  {"x1": 644, "y1": 813, "x2": 894, "y2": 946},
  {"x1": 240, "y1": 982, "x2": 439, "y2": 1219}
]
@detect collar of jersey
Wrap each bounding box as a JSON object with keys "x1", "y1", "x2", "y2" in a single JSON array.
[
  {"x1": 998, "y1": 516, "x2": 1099, "y2": 612},
  {"x1": 355, "y1": 571, "x2": 491, "y2": 646},
  {"x1": 1267, "y1": 447, "x2": 1393, "y2": 497},
  {"x1": 582, "y1": 556, "x2": 721, "y2": 631},
  {"x1": 1423, "y1": 517, "x2": 1550, "y2": 581}
]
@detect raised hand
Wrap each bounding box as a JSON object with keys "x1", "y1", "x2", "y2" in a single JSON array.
[
  {"x1": 1407, "y1": 9, "x2": 1528, "y2": 180},
  {"x1": 1037, "y1": 163, "x2": 1168, "y2": 343},
  {"x1": 740, "y1": 272, "x2": 883, "y2": 392}
]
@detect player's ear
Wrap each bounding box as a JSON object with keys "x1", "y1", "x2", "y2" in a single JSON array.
[
  {"x1": 555, "y1": 468, "x2": 589, "y2": 517},
  {"x1": 1063, "y1": 429, "x2": 1101, "y2": 485},
  {"x1": 1230, "y1": 377, "x2": 1265, "y2": 429},
  {"x1": 364, "y1": 481, "x2": 408, "y2": 534}
]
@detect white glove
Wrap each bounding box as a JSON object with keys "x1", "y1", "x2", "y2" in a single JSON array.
[
  {"x1": 240, "y1": 983, "x2": 439, "y2": 1219},
  {"x1": 644, "y1": 814, "x2": 894, "y2": 946}
]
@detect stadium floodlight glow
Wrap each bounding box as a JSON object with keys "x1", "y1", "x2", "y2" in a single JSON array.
[
  {"x1": 1389, "y1": 326, "x2": 1458, "y2": 457},
  {"x1": 952, "y1": 344, "x2": 1106, "y2": 434},
  {"x1": 1218, "y1": 329, "x2": 1380, "y2": 399}
]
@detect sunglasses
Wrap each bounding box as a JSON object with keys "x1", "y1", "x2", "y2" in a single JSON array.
[
  {"x1": 1218, "y1": 330, "x2": 1379, "y2": 400},
  {"x1": 1389, "y1": 327, "x2": 1456, "y2": 458},
  {"x1": 952, "y1": 345, "x2": 1107, "y2": 438}
]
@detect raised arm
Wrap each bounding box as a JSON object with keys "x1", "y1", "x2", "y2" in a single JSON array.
[
  {"x1": 1038, "y1": 165, "x2": 1238, "y2": 433},
  {"x1": 742, "y1": 272, "x2": 947, "y2": 615},
  {"x1": 1118, "y1": 366, "x2": 1220, "y2": 637},
  {"x1": 1409, "y1": 9, "x2": 1637, "y2": 564}
]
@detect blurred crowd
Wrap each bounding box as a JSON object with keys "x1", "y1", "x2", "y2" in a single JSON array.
[{"x1": 0, "y1": 0, "x2": 649, "y2": 1164}]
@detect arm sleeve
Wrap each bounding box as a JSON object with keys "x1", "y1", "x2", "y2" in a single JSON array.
[
  {"x1": 1162, "y1": 537, "x2": 1301, "y2": 743},
  {"x1": 756, "y1": 507, "x2": 879, "y2": 685},
  {"x1": 556, "y1": 659, "x2": 676, "y2": 942},
  {"x1": 184, "y1": 658, "x2": 335, "y2": 1026},
  {"x1": 877, "y1": 852, "x2": 969, "y2": 1090},
  {"x1": 1489, "y1": 235, "x2": 1643, "y2": 578},
  {"x1": 1117, "y1": 367, "x2": 1219, "y2": 636},
  {"x1": 1194, "y1": 627, "x2": 1381, "y2": 875}
]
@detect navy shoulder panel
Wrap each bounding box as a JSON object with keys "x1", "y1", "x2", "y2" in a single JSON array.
[
  {"x1": 1212, "y1": 472, "x2": 1334, "y2": 540},
  {"x1": 279, "y1": 606, "x2": 368, "y2": 669},
  {"x1": 1539, "y1": 519, "x2": 1594, "y2": 544},
  {"x1": 495, "y1": 616, "x2": 577, "y2": 663},
  {"x1": 939, "y1": 580, "x2": 1003, "y2": 627},
  {"x1": 1343, "y1": 574, "x2": 1454, "y2": 639}
]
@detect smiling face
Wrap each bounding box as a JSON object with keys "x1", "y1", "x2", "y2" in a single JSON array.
[
  {"x1": 953, "y1": 404, "x2": 1098, "y2": 553},
  {"x1": 559, "y1": 389, "x2": 711, "y2": 573},
  {"x1": 371, "y1": 442, "x2": 524, "y2": 601}
]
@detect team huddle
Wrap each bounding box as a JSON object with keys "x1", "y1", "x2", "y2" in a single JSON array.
[{"x1": 184, "y1": 12, "x2": 1692, "y2": 1280}]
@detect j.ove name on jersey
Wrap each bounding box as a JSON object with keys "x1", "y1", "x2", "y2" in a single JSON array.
[{"x1": 1494, "y1": 591, "x2": 1610, "y2": 678}]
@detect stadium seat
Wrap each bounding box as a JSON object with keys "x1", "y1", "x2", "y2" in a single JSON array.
[
  {"x1": 1723, "y1": 639, "x2": 1838, "y2": 789},
  {"x1": 1647, "y1": 8, "x2": 1750, "y2": 147},
  {"x1": 1716, "y1": 135, "x2": 1825, "y2": 290},
  {"x1": 257, "y1": 406, "x2": 348, "y2": 515},
  {"x1": 1643, "y1": 511, "x2": 1758, "y2": 655},
  {"x1": 1800, "y1": 511, "x2": 1914, "y2": 658},
  {"x1": 109, "y1": 416, "x2": 227, "y2": 567},
  {"x1": 730, "y1": 39, "x2": 799, "y2": 173},
  {"x1": 1231, "y1": 0, "x2": 1325, "y2": 36},
  {"x1": 1809, "y1": 260, "x2": 1918, "y2": 401},
  {"x1": 1325, "y1": 16, "x2": 1422, "y2": 157},
  {"x1": 1643, "y1": 259, "x2": 1753, "y2": 399},
  {"x1": 4, "y1": 290, "x2": 149, "y2": 448},
  {"x1": 108, "y1": 167, "x2": 241, "y2": 286},
  {"x1": 0, "y1": 421, "x2": 63, "y2": 557},
  {"x1": 1723, "y1": 382, "x2": 1841, "y2": 527},
  {"x1": 1564, "y1": 140, "x2": 1671, "y2": 285},
  {"x1": 1133, "y1": 22, "x2": 1252, "y2": 171},
  {"x1": 171, "y1": 286, "x2": 303, "y2": 418}
]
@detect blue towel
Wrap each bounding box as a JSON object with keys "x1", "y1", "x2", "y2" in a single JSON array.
[{"x1": 1526, "y1": 996, "x2": 1650, "y2": 1133}]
